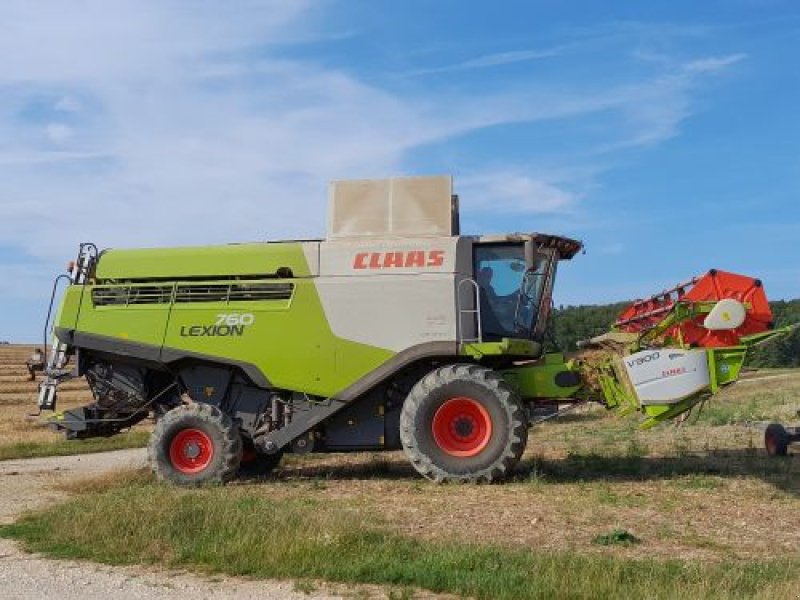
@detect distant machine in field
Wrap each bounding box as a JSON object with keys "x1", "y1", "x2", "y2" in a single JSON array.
[{"x1": 35, "y1": 175, "x2": 796, "y2": 485}]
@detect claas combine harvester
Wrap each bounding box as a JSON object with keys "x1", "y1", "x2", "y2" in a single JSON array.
[{"x1": 35, "y1": 176, "x2": 795, "y2": 484}]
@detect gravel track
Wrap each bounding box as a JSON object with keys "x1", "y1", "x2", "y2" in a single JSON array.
[{"x1": 0, "y1": 449, "x2": 344, "y2": 600}]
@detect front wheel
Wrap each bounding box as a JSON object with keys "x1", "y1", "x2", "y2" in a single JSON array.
[
  {"x1": 148, "y1": 403, "x2": 242, "y2": 485},
  {"x1": 400, "y1": 364, "x2": 528, "y2": 483}
]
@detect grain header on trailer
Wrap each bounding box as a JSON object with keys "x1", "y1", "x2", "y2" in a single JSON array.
[{"x1": 36, "y1": 176, "x2": 794, "y2": 484}]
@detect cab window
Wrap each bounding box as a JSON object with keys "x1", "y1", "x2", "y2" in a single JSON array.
[{"x1": 473, "y1": 244, "x2": 527, "y2": 339}]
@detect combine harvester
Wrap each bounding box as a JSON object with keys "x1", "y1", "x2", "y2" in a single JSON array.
[{"x1": 34, "y1": 176, "x2": 795, "y2": 484}]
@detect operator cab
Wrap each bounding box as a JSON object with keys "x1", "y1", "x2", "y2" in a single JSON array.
[{"x1": 472, "y1": 234, "x2": 581, "y2": 343}]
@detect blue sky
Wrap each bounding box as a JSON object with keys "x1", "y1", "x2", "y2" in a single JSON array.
[{"x1": 1, "y1": 1, "x2": 799, "y2": 341}]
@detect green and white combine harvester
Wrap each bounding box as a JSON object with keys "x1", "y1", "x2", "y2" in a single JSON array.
[{"x1": 36, "y1": 176, "x2": 795, "y2": 484}]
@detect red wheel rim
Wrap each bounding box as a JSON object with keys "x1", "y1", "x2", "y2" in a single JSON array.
[
  {"x1": 432, "y1": 397, "x2": 492, "y2": 457},
  {"x1": 169, "y1": 428, "x2": 214, "y2": 474}
]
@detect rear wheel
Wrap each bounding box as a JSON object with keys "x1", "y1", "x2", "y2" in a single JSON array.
[
  {"x1": 149, "y1": 404, "x2": 242, "y2": 485},
  {"x1": 765, "y1": 423, "x2": 790, "y2": 457},
  {"x1": 400, "y1": 364, "x2": 528, "y2": 483}
]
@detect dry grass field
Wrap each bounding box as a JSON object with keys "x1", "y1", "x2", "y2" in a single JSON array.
[
  {"x1": 0, "y1": 345, "x2": 148, "y2": 459},
  {"x1": 253, "y1": 370, "x2": 800, "y2": 563}
]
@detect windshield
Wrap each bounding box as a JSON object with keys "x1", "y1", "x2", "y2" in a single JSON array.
[{"x1": 473, "y1": 243, "x2": 553, "y2": 341}]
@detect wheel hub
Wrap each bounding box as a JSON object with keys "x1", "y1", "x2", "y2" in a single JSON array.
[
  {"x1": 452, "y1": 416, "x2": 476, "y2": 438},
  {"x1": 184, "y1": 442, "x2": 201, "y2": 459},
  {"x1": 169, "y1": 428, "x2": 214, "y2": 474},
  {"x1": 432, "y1": 397, "x2": 493, "y2": 457}
]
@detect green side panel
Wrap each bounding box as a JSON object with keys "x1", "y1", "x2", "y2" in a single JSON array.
[
  {"x1": 75, "y1": 286, "x2": 173, "y2": 348},
  {"x1": 66, "y1": 245, "x2": 394, "y2": 398},
  {"x1": 598, "y1": 370, "x2": 639, "y2": 416},
  {"x1": 54, "y1": 287, "x2": 85, "y2": 332},
  {"x1": 502, "y1": 353, "x2": 582, "y2": 399},
  {"x1": 95, "y1": 243, "x2": 314, "y2": 280},
  {"x1": 640, "y1": 398, "x2": 700, "y2": 429},
  {"x1": 460, "y1": 339, "x2": 542, "y2": 359},
  {"x1": 160, "y1": 279, "x2": 393, "y2": 396},
  {"x1": 707, "y1": 346, "x2": 747, "y2": 392}
]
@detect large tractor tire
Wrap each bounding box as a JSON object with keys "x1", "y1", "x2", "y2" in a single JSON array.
[
  {"x1": 400, "y1": 364, "x2": 528, "y2": 483},
  {"x1": 149, "y1": 403, "x2": 242, "y2": 485}
]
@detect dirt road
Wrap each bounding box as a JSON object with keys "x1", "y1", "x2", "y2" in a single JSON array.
[{"x1": 0, "y1": 449, "x2": 344, "y2": 600}]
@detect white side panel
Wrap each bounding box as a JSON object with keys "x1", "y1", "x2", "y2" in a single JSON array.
[
  {"x1": 624, "y1": 349, "x2": 710, "y2": 405},
  {"x1": 316, "y1": 237, "x2": 464, "y2": 351},
  {"x1": 301, "y1": 242, "x2": 320, "y2": 276},
  {"x1": 315, "y1": 274, "x2": 457, "y2": 351}
]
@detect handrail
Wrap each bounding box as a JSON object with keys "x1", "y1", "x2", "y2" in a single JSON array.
[{"x1": 457, "y1": 278, "x2": 482, "y2": 344}]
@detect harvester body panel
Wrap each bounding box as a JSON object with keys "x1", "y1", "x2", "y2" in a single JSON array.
[{"x1": 58, "y1": 241, "x2": 417, "y2": 398}]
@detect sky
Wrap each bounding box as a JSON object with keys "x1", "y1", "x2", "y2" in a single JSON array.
[{"x1": 1, "y1": 1, "x2": 799, "y2": 342}]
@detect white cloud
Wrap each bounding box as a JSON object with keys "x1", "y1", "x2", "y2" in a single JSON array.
[
  {"x1": 683, "y1": 53, "x2": 747, "y2": 74},
  {"x1": 0, "y1": 2, "x2": 747, "y2": 283},
  {"x1": 460, "y1": 172, "x2": 577, "y2": 215},
  {"x1": 407, "y1": 47, "x2": 563, "y2": 75}
]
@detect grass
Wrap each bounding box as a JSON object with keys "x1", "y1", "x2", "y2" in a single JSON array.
[
  {"x1": 2, "y1": 473, "x2": 800, "y2": 600},
  {"x1": 592, "y1": 529, "x2": 641, "y2": 547},
  {"x1": 694, "y1": 375, "x2": 800, "y2": 426},
  {"x1": 0, "y1": 430, "x2": 150, "y2": 460}
]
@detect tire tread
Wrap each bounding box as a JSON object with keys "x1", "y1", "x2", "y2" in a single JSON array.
[
  {"x1": 400, "y1": 363, "x2": 527, "y2": 483},
  {"x1": 148, "y1": 403, "x2": 242, "y2": 485}
]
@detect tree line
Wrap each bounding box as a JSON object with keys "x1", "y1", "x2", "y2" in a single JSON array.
[{"x1": 549, "y1": 299, "x2": 800, "y2": 368}]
